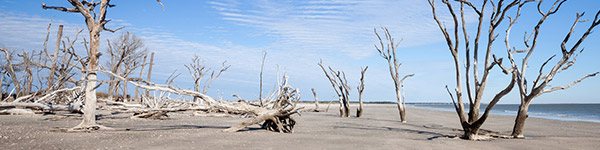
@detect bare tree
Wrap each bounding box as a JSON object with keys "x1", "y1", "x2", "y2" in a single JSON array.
[
  {"x1": 145, "y1": 52, "x2": 155, "y2": 97},
  {"x1": 318, "y1": 61, "x2": 351, "y2": 117},
  {"x1": 47, "y1": 25, "x2": 64, "y2": 90},
  {"x1": 259, "y1": 51, "x2": 267, "y2": 106},
  {"x1": 42, "y1": 0, "x2": 162, "y2": 131},
  {"x1": 184, "y1": 55, "x2": 208, "y2": 103},
  {"x1": 356, "y1": 66, "x2": 367, "y2": 117},
  {"x1": 496, "y1": 0, "x2": 600, "y2": 138},
  {"x1": 428, "y1": 0, "x2": 518, "y2": 139},
  {"x1": 184, "y1": 55, "x2": 230, "y2": 104},
  {"x1": 1, "y1": 49, "x2": 21, "y2": 98},
  {"x1": 105, "y1": 31, "x2": 147, "y2": 102},
  {"x1": 133, "y1": 54, "x2": 147, "y2": 101},
  {"x1": 374, "y1": 28, "x2": 414, "y2": 123}
]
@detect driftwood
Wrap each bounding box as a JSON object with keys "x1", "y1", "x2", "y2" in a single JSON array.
[{"x1": 99, "y1": 66, "x2": 303, "y2": 133}]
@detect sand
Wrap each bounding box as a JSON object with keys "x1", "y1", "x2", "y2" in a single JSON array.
[{"x1": 1, "y1": 104, "x2": 599, "y2": 150}]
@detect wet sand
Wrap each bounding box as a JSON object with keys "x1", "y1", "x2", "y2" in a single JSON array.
[{"x1": 1, "y1": 104, "x2": 599, "y2": 150}]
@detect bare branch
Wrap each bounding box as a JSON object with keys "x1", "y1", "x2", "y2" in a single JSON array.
[
  {"x1": 42, "y1": 3, "x2": 80, "y2": 12},
  {"x1": 542, "y1": 72, "x2": 599, "y2": 94}
]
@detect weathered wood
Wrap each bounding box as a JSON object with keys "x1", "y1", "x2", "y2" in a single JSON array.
[
  {"x1": 145, "y1": 52, "x2": 154, "y2": 97},
  {"x1": 133, "y1": 55, "x2": 147, "y2": 101},
  {"x1": 311, "y1": 88, "x2": 320, "y2": 111},
  {"x1": 317, "y1": 61, "x2": 350, "y2": 117},
  {"x1": 374, "y1": 28, "x2": 413, "y2": 123},
  {"x1": 47, "y1": 25, "x2": 63, "y2": 90},
  {"x1": 356, "y1": 67, "x2": 367, "y2": 117},
  {"x1": 502, "y1": 1, "x2": 600, "y2": 138},
  {"x1": 428, "y1": 0, "x2": 519, "y2": 140}
]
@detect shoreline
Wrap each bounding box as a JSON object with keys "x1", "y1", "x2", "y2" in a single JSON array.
[
  {"x1": 1, "y1": 103, "x2": 599, "y2": 149},
  {"x1": 410, "y1": 104, "x2": 600, "y2": 123}
]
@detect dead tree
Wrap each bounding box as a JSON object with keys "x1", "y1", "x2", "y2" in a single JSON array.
[
  {"x1": 133, "y1": 54, "x2": 147, "y2": 101},
  {"x1": 495, "y1": 0, "x2": 600, "y2": 138},
  {"x1": 374, "y1": 28, "x2": 414, "y2": 123},
  {"x1": 99, "y1": 66, "x2": 303, "y2": 133},
  {"x1": 184, "y1": 56, "x2": 230, "y2": 103},
  {"x1": 145, "y1": 52, "x2": 155, "y2": 97},
  {"x1": 429, "y1": 0, "x2": 518, "y2": 140},
  {"x1": 318, "y1": 61, "x2": 351, "y2": 117},
  {"x1": 184, "y1": 55, "x2": 208, "y2": 103},
  {"x1": 105, "y1": 31, "x2": 147, "y2": 102},
  {"x1": 356, "y1": 66, "x2": 367, "y2": 117},
  {"x1": 42, "y1": 0, "x2": 162, "y2": 131},
  {"x1": 259, "y1": 51, "x2": 267, "y2": 106},
  {"x1": 311, "y1": 88, "x2": 320, "y2": 111},
  {"x1": 47, "y1": 25, "x2": 64, "y2": 90},
  {"x1": 1, "y1": 48, "x2": 21, "y2": 97}
]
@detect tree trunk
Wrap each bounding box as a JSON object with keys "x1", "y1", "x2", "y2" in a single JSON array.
[
  {"x1": 0, "y1": 73, "x2": 4, "y2": 100},
  {"x1": 468, "y1": 101, "x2": 481, "y2": 123},
  {"x1": 512, "y1": 100, "x2": 531, "y2": 138},
  {"x1": 343, "y1": 99, "x2": 350, "y2": 117},
  {"x1": 396, "y1": 88, "x2": 406, "y2": 123},
  {"x1": 123, "y1": 79, "x2": 128, "y2": 102},
  {"x1": 133, "y1": 55, "x2": 147, "y2": 102},
  {"x1": 145, "y1": 52, "x2": 154, "y2": 97},
  {"x1": 462, "y1": 125, "x2": 480, "y2": 140},
  {"x1": 74, "y1": 30, "x2": 100, "y2": 129},
  {"x1": 311, "y1": 88, "x2": 319, "y2": 110},
  {"x1": 357, "y1": 92, "x2": 363, "y2": 117},
  {"x1": 47, "y1": 25, "x2": 63, "y2": 90},
  {"x1": 338, "y1": 96, "x2": 344, "y2": 117},
  {"x1": 397, "y1": 103, "x2": 406, "y2": 123}
]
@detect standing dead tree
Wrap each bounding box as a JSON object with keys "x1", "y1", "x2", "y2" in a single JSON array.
[
  {"x1": 498, "y1": 0, "x2": 600, "y2": 138},
  {"x1": 105, "y1": 31, "x2": 147, "y2": 102},
  {"x1": 311, "y1": 88, "x2": 320, "y2": 111},
  {"x1": 318, "y1": 61, "x2": 351, "y2": 117},
  {"x1": 184, "y1": 55, "x2": 208, "y2": 103},
  {"x1": 133, "y1": 54, "x2": 147, "y2": 101},
  {"x1": 42, "y1": 0, "x2": 162, "y2": 131},
  {"x1": 374, "y1": 28, "x2": 414, "y2": 123},
  {"x1": 184, "y1": 55, "x2": 230, "y2": 104},
  {"x1": 428, "y1": 0, "x2": 518, "y2": 140},
  {"x1": 356, "y1": 66, "x2": 367, "y2": 117}
]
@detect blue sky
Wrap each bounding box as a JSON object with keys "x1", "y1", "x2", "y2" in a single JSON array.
[{"x1": 0, "y1": 0, "x2": 599, "y2": 104}]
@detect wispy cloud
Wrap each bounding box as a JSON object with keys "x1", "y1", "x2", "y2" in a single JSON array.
[{"x1": 207, "y1": 0, "x2": 460, "y2": 60}]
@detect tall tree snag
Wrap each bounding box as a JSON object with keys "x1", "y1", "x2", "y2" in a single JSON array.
[
  {"x1": 356, "y1": 66, "x2": 367, "y2": 117},
  {"x1": 318, "y1": 61, "x2": 351, "y2": 117},
  {"x1": 374, "y1": 27, "x2": 414, "y2": 123},
  {"x1": 499, "y1": 0, "x2": 600, "y2": 138},
  {"x1": 106, "y1": 31, "x2": 147, "y2": 102},
  {"x1": 429, "y1": 0, "x2": 518, "y2": 140},
  {"x1": 42, "y1": 0, "x2": 160, "y2": 131}
]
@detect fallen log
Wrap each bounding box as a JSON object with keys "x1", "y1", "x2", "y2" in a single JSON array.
[{"x1": 99, "y1": 67, "x2": 304, "y2": 133}]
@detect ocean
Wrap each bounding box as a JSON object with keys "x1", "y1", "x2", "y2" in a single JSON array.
[{"x1": 411, "y1": 103, "x2": 600, "y2": 123}]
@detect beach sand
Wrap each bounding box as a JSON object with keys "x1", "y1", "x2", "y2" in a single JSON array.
[{"x1": 1, "y1": 104, "x2": 599, "y2": 150}]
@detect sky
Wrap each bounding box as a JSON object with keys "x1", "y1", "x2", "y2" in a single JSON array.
[{"x1": 0, "y1": 0, "x2": 599, "y2": 104}]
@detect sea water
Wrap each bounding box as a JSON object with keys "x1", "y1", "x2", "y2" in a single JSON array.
[{"x1": 412, "y1": 103, "x2": 600, "y2": 123}]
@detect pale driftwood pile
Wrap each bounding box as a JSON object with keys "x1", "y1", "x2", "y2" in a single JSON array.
[{"x1": 1, "y1": 65, "x2": 304, "y2": 133}]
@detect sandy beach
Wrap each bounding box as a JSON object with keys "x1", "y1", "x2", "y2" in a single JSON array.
[{"x1": 1, "y1": 104, "x2": 599, "y2": 150}]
